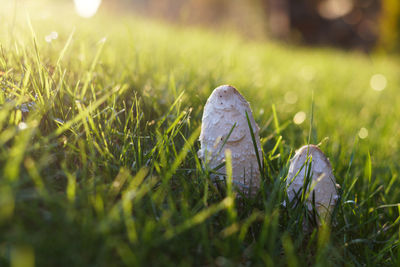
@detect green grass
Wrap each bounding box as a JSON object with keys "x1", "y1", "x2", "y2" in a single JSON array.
[{"x1": 1, "y1": 1, "x2": 400, "y2": 266}]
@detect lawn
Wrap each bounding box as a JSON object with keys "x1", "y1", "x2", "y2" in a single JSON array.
[{"x1": 1, "y1": 1, "x2": 400, "y2": 266}]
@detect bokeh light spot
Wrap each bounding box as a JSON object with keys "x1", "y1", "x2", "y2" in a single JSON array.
[
  {"x1": 45, "y1": 31, "x2": 58, "y2": 43},
  {"x1": 284, "y1": 91, "x2": 298, "y2": 104},
  {"x1": 18, "y1": 122, "x2": 28, "y2": 131},
  {"x1": 370, "y1": 74, "x2": 387, "y2": 91},
  {"x1": 293, "y1": 111, "x2": 306, "y2": 125},
  {"x1": 358, "y1": 127, "x2": 368, "y2": 139},
  {"x1": 11, "y1": 245, "x2": 34, "y2": 267},
  {"x1": 318, "y1": 0, "x2": 353, "y2": 20},
  {"x1": 300, "y1": 66, "x2": 315, "y2": 81}
]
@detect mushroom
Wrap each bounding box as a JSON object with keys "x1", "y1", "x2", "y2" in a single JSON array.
[
  {"x1": 286, "y1": 145, "x2": 339, "y2": 225},
  {"x1": 198, "y1": 85, "x2": 262, "y2": 194}
]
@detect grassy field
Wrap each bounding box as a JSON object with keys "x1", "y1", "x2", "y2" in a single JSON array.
[{"x1": 1, "y1": 1, "x2": 400, "y2": 266}]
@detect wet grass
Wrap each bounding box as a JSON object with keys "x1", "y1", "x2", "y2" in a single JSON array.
[{"x1": 1, "y1": 1, "x2": 400, "y2": 266}]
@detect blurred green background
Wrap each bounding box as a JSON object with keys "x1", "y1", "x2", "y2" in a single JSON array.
[
  {"x1": 105, "y1": 0, "x2": 399, "y2": 52},
  {"x1": 5, "y1": 0, "x2": 400, "y2": 52},
  {"x1": 1, "y1": 0, "x2": 400, "y2": 266}
]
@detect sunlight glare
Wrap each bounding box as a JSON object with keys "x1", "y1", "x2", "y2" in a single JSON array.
[{"x1": 73, "y1": 0, "x2": 102, "y2": 18}]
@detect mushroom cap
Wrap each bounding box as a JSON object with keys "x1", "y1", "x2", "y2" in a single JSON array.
[
  {"x1": 287, "y1": 145, "x2": 338, "y2": 222},
  {"x1": 205, "y1": 85, "x2": 249, "y2": 111},
  {"x1": 198, "y1": 85, "x2": 262, "y2": 194},
  {"x1": 199, "y1": 85, "x2": 260, "y2": 146}
]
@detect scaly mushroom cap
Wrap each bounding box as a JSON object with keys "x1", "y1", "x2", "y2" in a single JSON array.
[
  {"x1": 287, "y1": 145, "x2": 338, "y2": 222},
  {"x1": 198, "y1": 85, "x2": 262, "y2": 194}
]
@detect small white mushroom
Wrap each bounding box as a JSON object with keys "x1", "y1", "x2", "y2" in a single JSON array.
[
  {"x1": 287, "y1": 145, "x2": 339, "y2": 224},
  {"x1": 198, "y1": 85, "x2": 262, "y2": 194}
]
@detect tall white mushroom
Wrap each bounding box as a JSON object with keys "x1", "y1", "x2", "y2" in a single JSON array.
[
  {"x1": 198, "y1": 85, "x2": 262, "y2": 194},
  {"x1": 287, "y1": 145, "x2": 339, "y2": 224}
]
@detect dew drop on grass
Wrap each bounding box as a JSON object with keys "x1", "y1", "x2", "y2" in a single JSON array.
[
  {"x1": 358, "y1": 127, "x2": 368, "y2": 139},
  {"x1": 370, "y1": 74, "x2": 387, "y2": 91},
  {"x1": 293, "y1": 111, "x2": 306, "y2": 125}
]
